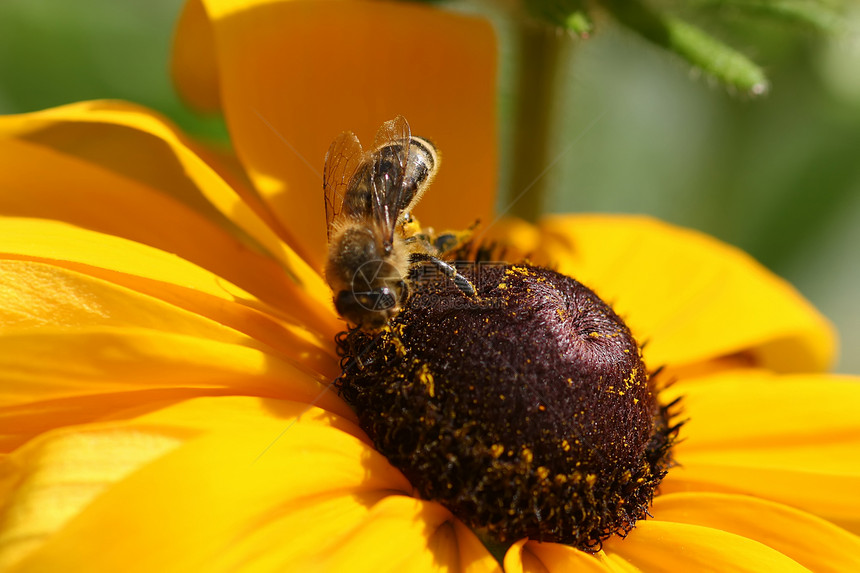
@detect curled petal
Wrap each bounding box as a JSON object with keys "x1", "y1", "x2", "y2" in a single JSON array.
[
  {"x1": 172, "y1": 0, "x2": 221, "y2": 113},
  {"x1": 0, "y1": 102, "x2": 337, "y2": 333},
  {"x1": 172, "y1": 0, "x2": 498, "y2": 266}
]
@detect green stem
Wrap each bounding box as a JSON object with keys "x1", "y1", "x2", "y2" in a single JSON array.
[{"x1": 506, "y1": 22, "x2": 572, "y2": 223}]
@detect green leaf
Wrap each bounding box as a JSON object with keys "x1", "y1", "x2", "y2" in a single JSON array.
[{"x1": 600, "y1": 0, "x2": 770, "y2": 95}]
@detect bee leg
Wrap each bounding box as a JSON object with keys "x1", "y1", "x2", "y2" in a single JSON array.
[
  {"x1": 450, "y1": 269, "x2": 477, "y2": 298},
  {"x1": 429, "y1": 219, "x2": 480, "y2": 256},
  {"x1": 405, "y1": 233, "x2": 439, "y2": 257},
  {"x1": 409, "y1": 253, "x2": 477, "y2": 298}
]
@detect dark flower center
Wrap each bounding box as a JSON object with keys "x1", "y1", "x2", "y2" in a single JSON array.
[{"x1": 336, "y1": 262, "x2": 679, "y2": 551}]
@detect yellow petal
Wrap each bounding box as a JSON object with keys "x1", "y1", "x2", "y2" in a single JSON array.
[
  {"x1": 174, "y1": 493, "x2": 498, "y2": 572},
  {"x1": 451, "y1": 519, "x2": 505, "y2": 573},
  {"x1": 603, "y1": 520, "x2": 808, "y2": 572},
  {"x1": 0, "y1": 255, "x2": 343, "y2": 450},
  {"x1": 0, "y1": 259, "x2": 245, "y2": 340},
  {"x1": 0, "y1": 216, "x2": 339, "y2": 342},
  {"x1": 0, "y1": 101, "x2": 272, "y2": 260},
  {"x1": 0, "y1": 248, "x2": 338, "y2": 377},
  {"x1": 651, "y1": 492, "x2": 860, "y2": 572},
  {"x1": 171, "y1": 0, "x2": 221, "y2": 113},
  {"x1": 661, "y1": 372, "x2": 860, "y2": 535},
  {"x1": 314, "y1": 496, "x2": 497, "y2": 573},
  {"x1": 504, "y1": 539, "x2": 616, "y2": 572},
  {"x1": 537, "y1": 215, "x2": 835, "y2": 372},
  {"x1": 474, "y1": 217, "x2": 544, "y2": 264},
  {"x1": 0, "y1": 102, "x2": 336, "y2": 330},
  {"x1": 179, "y1": 0, "x2": 498, "y2": 267},
  {"x1": 6, "y1": 415, "x2": 411, "y2": 572},
  {"x1": 0, "y1": 397, "x2": 371, "y2": 571},
  {"x1": 0, "y1": 255, "x2": 343, "y2": 440},
  {"x1": 100, "y1": 394, "x2": 364, "y2": 439},
  {"x1": 0, "y1": 328, "x2": 352, "y2": 451},
  {"x1": 0, "y1": 427, "x2": 181, "y2": 571}
]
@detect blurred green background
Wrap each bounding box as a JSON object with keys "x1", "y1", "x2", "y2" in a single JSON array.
[{"x1": 1, "y1": 0, "x2": 858, "y2": 372}]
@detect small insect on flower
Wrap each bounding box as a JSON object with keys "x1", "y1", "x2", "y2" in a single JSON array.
[{"x1": 323, "y1": 116, "x2": 475, "y2": 331}]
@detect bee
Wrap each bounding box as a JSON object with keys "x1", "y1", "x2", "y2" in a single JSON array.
[{"x1": 323, "y1": 116, "x2": 475, "y2": 331}]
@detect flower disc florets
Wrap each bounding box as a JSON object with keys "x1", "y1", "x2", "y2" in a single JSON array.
[{"x1": 336, "y1": 262, "x2": 678, "y2": 550}]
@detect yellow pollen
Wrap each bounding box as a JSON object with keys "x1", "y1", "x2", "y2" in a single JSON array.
[
  {"x1": 522, "y1": 448, "x2": 534, "y2": 464},
  {"x1": 389, "y1": 333, "x2": 407, "y2": 357},
  {"x1": 418, "y1": 363, "x2": 435, "y2": 397}
]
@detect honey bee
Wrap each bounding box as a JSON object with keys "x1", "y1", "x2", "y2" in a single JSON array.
[{"x1": 323, "y1": 116, "x2": 474, "y2": 331}]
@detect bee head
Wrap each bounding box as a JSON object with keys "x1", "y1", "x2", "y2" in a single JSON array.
[
  {"x1": 334, "y1": 287, "x2": 400, "y2": 331},
  {"x1": 334, "y1": 264, "x2": 408, "y2": 331}
]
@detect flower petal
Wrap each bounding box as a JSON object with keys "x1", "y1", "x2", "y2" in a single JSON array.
[
  {"x1": 315, "y1": 496, "x2": 498, "y2": 573},
  {"x1": 0, "y1": 259, "x2": 246, "y2": 341},
  {"x1": 0, "y1": 324, "x2": 352, "y2": 451},
  {"x1": 504, "y1": 539, "x2": 617, "y2": 572},
  {"x1": 0, "y1": 253, "x2": 345, "y2": 450},
  {"x1": 0, "y1": 101, "x2": 337, "y2": 332},
  {"x1": 0, "y1": 254, "x2": 342, "y2": 442},
  {"x1": 451, "y1": 519, "x2": 505, "y2": 573},
  {"x1": 178, "y1": 0, "x2": 498, "y2": 266},
  {"x1": 0, "y1": 427, "x2": 180, "y2": 571},
  {"x1": 537, "y1": 215, "x2": 835, "y2": 372},
  {"x1": 650, "y1": 492, "x2": 860, "y2": 572},
  {"x1": 0, "y1": 216, "x2": 339, "y2": 352},
  {"x1": 661, "y1": 371, "x2": 860, "y2": 534},
  {"x1": 603, "y1": 521, "x2": 808, "y2": 572},
  {"x1": 2, "y1": 401, "x2": 421, "y2": 572},
  {"x1": 0, "y1": 397, "x2": 371, "y2": 571},
  {"x1": 172, "y1": 0, "x2": 221, "y2": 113},
  {"x1": 474, "y1": 217, "x2": 544, "y2": 263}
]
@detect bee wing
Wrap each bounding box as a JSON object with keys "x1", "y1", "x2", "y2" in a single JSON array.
[
  {"x1": 370, "y1": 115, "x2": 412, "y2": 248},
  {"x1": 323, "y1": 130, "x2": 364, "y2": 240}
]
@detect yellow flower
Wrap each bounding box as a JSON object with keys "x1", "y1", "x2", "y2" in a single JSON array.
[{"x1": 1, "y1": 1, "x2": 859, "y2": 571}]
